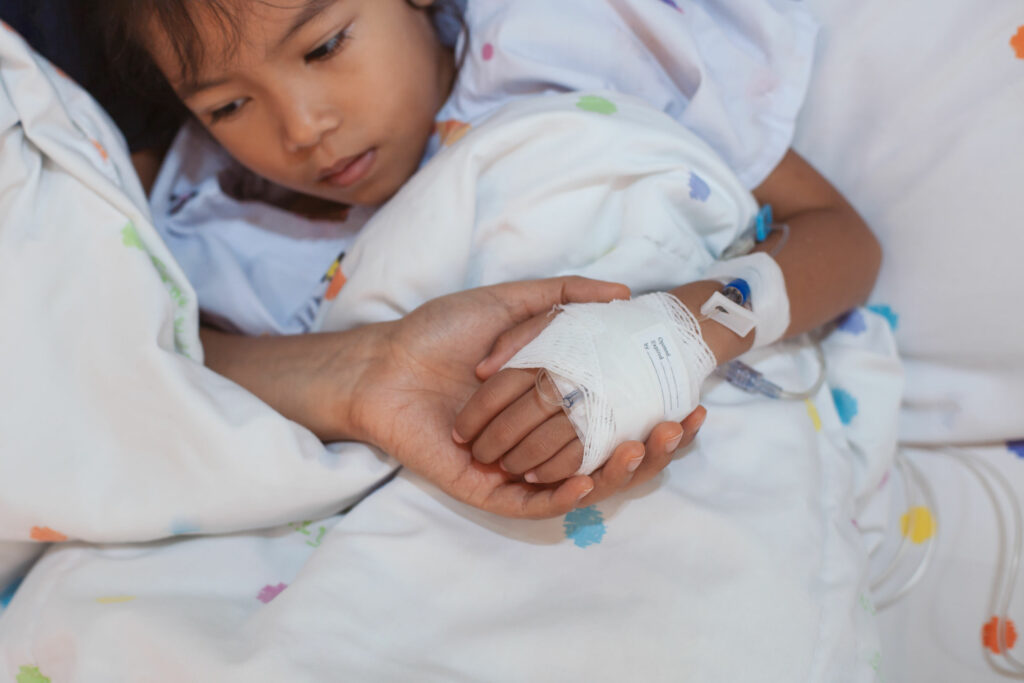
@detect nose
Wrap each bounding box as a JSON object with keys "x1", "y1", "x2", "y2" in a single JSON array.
[{"x1": 278, "y1": 93, "x2": 340, "y2": 153}]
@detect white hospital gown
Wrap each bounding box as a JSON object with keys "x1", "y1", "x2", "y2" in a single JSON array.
[{"x1": 150, "y1": 0, "x2": 817, "y2": 337}]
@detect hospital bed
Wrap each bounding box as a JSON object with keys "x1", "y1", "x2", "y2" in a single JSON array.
[{"x1": 1, "y1": 1, "x2": 1023, "y2": 680}]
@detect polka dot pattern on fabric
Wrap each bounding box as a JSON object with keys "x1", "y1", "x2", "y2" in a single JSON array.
[
  {"x1": 170, "y1": 519, "x2": 201, "y2": 536},
  {"x1": 1, "y1": 576, "x2": 23, "y2": 608},
  {"x1": 575, "y1": 95, "x2": 618, "y2": 115},
  {"x1": 96, "y1": 596, "x2": 137, "y2": 604},
  {"x1": 482, "y1": 43, "x2": 495, "y2": 61},
  {"x1": 659, "y1": 0, "x2": 683, "y2": 11},
  {"x1": 436, "y1": 119, "x2": 471, "y2": 146},
  {"x1": 16, "y1": 667, "x2": 50, "y2": 683},
  {"x1": 564, "y1": 506, "x2": 606, "y2": 548},
  {"x1": 900, "y1": 506, "x2": 936, "y2": 544},
  {"x1": 29, "y1": 527, "x2": 67, "y2": 543},
  {"x1": 983, "y1": 616, "x2": 1018, "y2": 654},
  {"x1": 804, "y1": 399, "x2": 822, "y2": 432},
  {"x1": 258, "y1": 583, "x2": 287, "y2": 604},
  {"x1": 1012, "y1": 26, "x2": 1024, "y2": 59},
  {"x1": 688, "y1": 172, "x2": 710, "y2": 202},
  {"x1": 1007, "y1": 440, "x2": 1024, "y2": 458},
  {"x1": 867, "y1": 304, "x2": 899, "y2": 331},
  {"x1": 831, "y1": 388, "x2": 859, "y2": 425},
  {"x1": 836, "y1": 309, "x2": 867, "y2": 335}
]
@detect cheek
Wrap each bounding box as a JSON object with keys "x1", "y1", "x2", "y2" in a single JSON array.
[{"x1": 210, "y1": 124, "x2": 290, "y2": 181}]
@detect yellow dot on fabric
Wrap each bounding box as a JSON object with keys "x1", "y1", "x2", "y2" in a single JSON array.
[
  {"x1": 900, "y1": 506, "x2": 936, "y2": 544},
  {"x1": 96, "y1": 596, "x2": 137, "y2": 604},
  {"x1": 804, "y1": 400, "x2": 822, "y2": 431}
]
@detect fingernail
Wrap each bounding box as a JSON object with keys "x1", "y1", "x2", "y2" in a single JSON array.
[
  {"x1": 627, "y1": 453, "x2": 645, "y2": 472},
  {"x1": 451, "y1": 427, "x2": 468, "y2": 445},
  {"x1": 524, "y1": 471, "x2": 539, "y2": 483},
  {"x1": 665, "y1": 429, "x2": 685, "y2": 454},
  {"x1": 577, "y1": 485, "x2": 594, "y2": 501}
]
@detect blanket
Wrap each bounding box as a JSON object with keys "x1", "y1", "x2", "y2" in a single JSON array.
[{"x1": 0, "y1": 28, "x2": 902, "y2": 682}]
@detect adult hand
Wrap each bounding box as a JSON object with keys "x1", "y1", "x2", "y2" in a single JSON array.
[{"x1": 349, "y1": 277, "x2": 703, "y2": 519}]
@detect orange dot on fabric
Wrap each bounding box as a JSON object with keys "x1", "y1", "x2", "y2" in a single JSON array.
[
  {"x1": 91, "y1": 139, "x2": 109, "y2": 162},
  {"x1": 30, "y1": 526, "x2": 67, "y2": 543},
  {"x1": 983, "y1": 616, "x2": 1018, "y2": 654},
  {"x1": 325, "y1": 270, "x2": 347, "y2": 301},
  {"x1": 436, "y1": 119, "x2": 471, "y2": 147},
  {"x1": 1012, "y1": 26, "x2": 1024, "y2": 59}
]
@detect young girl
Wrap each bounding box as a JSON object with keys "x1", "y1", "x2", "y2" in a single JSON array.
[{"x1": 106, "y1": 0, "x2": 880, "y2": 494}]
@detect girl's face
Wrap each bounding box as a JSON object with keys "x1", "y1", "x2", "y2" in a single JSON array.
[{"x1": 148, "y1": 0, "x2": 455, "y2": 206}]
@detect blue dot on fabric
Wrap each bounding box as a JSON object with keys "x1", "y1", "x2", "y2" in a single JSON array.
[
  {"x1": 1008, "y1": 440, "x2": 1024, "y2": 458},
  {"x1": 837, "y1": 309, "x2": 867, "y2": 335},
  {"x1": 170, "y1": 519, "x2": 201, "y2": 536},
  {"x1": 689, "y1": 172, "x2": 711, "y2": 202},
  {"x1": 0, "y1": 576, "x2": 24, "y2": 609},
  {"x1": 659, "y1": 0, "x2": 683, "y2": 10},
  {"x1": 867, "y1": 304, "x2": 899, "y2": 331},
  {"x1": 564, "y1": 506, "x2": 606, "y2": 548},
  {"x1": 832, "y1": 388, "x2": 859, "y2": 425}
]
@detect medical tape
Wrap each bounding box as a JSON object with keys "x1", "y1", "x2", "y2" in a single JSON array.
[
  {"x1": 504, "y1": 293, "x2": 715, "y2": 475},
  {"x1": 703, "y1": 253, "x2": 790, "y2": 348}
]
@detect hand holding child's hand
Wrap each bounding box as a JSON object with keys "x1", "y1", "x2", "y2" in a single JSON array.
[{"x1": 454, "y1": 310, "x2": 708, "y2": 503}]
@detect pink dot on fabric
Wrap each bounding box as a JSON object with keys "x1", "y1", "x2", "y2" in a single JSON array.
[
  {"x1": 482, "y1": 43, "x2": 495, "y2": 61},
  {"x1": 258, "y1": 583, "x2": 287, "y2": 604}
]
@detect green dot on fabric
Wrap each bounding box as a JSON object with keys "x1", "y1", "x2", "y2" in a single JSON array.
[
  {"x1": 576, "y1": 95, "x2": 617, "y2": 115},
  {"x1": 121, "y1": 223, "x2": 144, "y2": 250},
  {"x1": 17, "y1": 666, "x2": 51, "y2": 683}
]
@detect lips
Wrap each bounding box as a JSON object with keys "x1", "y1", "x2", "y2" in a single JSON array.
[{"x1": 318, "y1": 148, "x2": 377, "y2": 188}]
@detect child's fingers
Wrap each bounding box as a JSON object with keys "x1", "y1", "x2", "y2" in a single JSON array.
[
  {"x1": 499, "y1": 414, "x2": 577, "y2": 475},
  {"x1": 521, "y1": 438, "x2": 585, "y2": 484},
  {"x1": 471, "y1": 377, "x2": 565, "y2": 464},
  {"x1": 453, "y1": 368, "x2": 536, "y2": 444}
]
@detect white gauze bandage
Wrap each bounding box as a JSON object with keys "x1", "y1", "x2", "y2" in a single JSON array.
[
  {"x1": 703, "y1": 253, "x2": 790, "y2": 348},
  {"x1": 504, "y1": 293, "x2": 716, "y2": 475}
]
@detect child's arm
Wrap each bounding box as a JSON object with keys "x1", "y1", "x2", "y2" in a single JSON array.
[{"x1": 454, "y1": 150, "x2": 882, "y2": 483}]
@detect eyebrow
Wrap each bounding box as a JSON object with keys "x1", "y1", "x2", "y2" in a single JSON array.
[
  {"x1": 178, "y1": 0, "x2": 337, "y2": 100},
  {"x1": 275, "y1": 0, "x2": 337, "y2": 52},
  {"x1": 179, "y1": 76, "x2": 231, "y2": 101}
]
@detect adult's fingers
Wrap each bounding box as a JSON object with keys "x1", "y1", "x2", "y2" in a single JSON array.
[
  {"x1": 629, "y1": 407, "x2": 708, "y2": 489},
  {"x1": 486, "y1": 276, "x2": 630, "y2": 322},
  {"x1": 475, "y1": 474, "x2": 595, "y2": 520},
  {"x1": 477, "y1": 277, "x2": 630, "y2": 378},
  {"x1": 475, "y1": 313, "x2": 551, "y2": 380},
  {"x1": 576, "y1": 440, "x2": 646, "y2": 508}
]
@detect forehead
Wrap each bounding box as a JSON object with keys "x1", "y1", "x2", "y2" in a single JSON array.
[{"x1": 146, "y1": 0, "x2": 337, "y2": 87}]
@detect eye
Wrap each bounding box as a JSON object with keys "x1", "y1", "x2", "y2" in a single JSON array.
[
  {"x1": 305, "y1": 29, "x2": 350, "y2": 63},
  {"x1": 209, "y1": 98, "x2": 248, "y2": 124}
]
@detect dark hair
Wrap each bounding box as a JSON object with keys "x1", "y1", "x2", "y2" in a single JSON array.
[{"x1": 95, "y1": 0, "x2": 467, "y2": 149}]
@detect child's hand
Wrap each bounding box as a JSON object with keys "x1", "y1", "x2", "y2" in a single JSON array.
[{"x1": 454, "y1": 367, "x2": 706, "y2": 488}]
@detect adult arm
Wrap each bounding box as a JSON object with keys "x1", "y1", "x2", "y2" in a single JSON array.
[{"x1": 201, "y1": 277, "x2": 699, "y2": 519}]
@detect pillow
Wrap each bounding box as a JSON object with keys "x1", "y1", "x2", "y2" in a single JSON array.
[{"x1": 794, "y1": 0, "x2": 1024, "y2": 443}]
